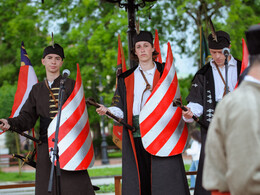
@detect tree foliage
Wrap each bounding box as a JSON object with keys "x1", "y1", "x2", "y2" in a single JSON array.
[
  {"x1": 0, "y1": 0, "x2": 259, "y2": 151},
  {"x1": 138, "y1": 0, "x2": 259, "y2": 67}
]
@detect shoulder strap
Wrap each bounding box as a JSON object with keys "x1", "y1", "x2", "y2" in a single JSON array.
[{"x1": 139, "y1": 69, "x2": 152, "y2": 110}]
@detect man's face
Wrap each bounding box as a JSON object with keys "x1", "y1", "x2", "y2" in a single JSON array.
[
  {"x1": 42, "y1": 54, "x2": 63, "y2": 74},
  {"x1": 135, "y1": 41, "x2": 154, "y2": 63},
  {"x1": 209, "y1": 48, "x2": 227, "y2": 67}
]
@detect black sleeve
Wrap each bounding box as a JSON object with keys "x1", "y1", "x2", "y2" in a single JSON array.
[
  {"x1": 8, "y1": 85, "x2": 38, "y2": 132},
  {"x1": 111, "y1": 77, "x2": 124, "y2": 111},
  {"x1": 186, "y1": 74, "x2": 204, "y2": 106}
]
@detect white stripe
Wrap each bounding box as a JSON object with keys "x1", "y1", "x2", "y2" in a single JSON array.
[
  {"x1": 139, "y1": 62, "x2": 176, "y2": 123},
  {"x1": 58, "y1": 108, "x2": 88, "y2": 155},
  {"x1": 156, "y1": 119, "x2": 185, "y2": 156},
  {"x1": 141, "y1": 103, "x2": 177, "y2": 148},
  {"x1": 48, "y1": 84, "x2": 84, "y2": 136},
  {"x1": 13, "y1": 66, "x2": 37, "y2": 117},
  {"x1": 142, "y1": 105, "x2": 173, "y2": 145},
  {"x1": 63, "y1": 129, "x2": 93, "y2": 170}
]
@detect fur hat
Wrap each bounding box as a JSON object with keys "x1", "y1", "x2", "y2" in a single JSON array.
[
  {"x1": 42, "y1": 43, "x2": 65, "y2": 59},
  {"x1": 133, "y1": 31, "x2": 153, "y2": 46},
  {"x1": 208, "y1": 31, "x2": 230, "y2": 49}
]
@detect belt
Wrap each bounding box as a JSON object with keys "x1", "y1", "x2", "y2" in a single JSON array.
[{"x1": 132, "y1": 115, "x2": 141, "y2": 138}]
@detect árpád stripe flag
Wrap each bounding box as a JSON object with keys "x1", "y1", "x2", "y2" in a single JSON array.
[
  {"x1": 139, "y1": 42, "x2": 188, "y2": 157},
  {"x1": 48, "y1": 64, "x2": 95, "y2": 171}
]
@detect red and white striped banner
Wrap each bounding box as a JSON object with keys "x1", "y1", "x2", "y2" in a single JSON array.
[
  {"x1": 48, "y1": 64, "x2": 95, "y2": 171},
  {"x1": 139, "y1": 42, "x2": 188, "y2": 157}
]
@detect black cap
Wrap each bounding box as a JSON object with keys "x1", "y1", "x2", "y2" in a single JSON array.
[
  {"x1": 245, "y1": 24, "x2": 260, "y2": 55},
  {"x1": 42, "y1": 43, "x2": 65, "y2": 59},
  {"x1": 208, "y1": 31, "x2": 230, "y2": 49},
  {"x1": 133, "y1": 31, "x2": 153, "y2": 46}
]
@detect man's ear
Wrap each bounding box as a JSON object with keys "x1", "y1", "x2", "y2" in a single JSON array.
[{"x1": 41, "y1": 58, "x2": 45, "y2": 65}]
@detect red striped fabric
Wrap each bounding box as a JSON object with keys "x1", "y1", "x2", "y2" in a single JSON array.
[
  {"x1": 48, "y1": 64, "x2": 94, "y2": 171},
  {"x1": 139, "y1": 43, "x2": 188, "y2": 157}
]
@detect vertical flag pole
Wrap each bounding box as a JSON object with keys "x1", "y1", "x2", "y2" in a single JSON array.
[{"x1": 48, "y1": 78, "x2": 67, "y2": 194}]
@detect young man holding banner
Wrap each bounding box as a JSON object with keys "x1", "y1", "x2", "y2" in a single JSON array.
[
  {"x1": 0, "y1": 44, "x2": 95, "y2": 195},
  {"x1": 96, "y1": 31, "x2": 190, "y2": 195}
]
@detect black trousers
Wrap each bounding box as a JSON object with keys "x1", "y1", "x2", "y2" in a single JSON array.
[{"x1": 134, "y1": 137, "x2": 152, "y2": 195}]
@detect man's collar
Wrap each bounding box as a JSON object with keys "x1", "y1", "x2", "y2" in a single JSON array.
[
  {"x1": 244, "y1": 75, "x2": 260, "y2": 84},
  {"x1": 138, "y1": 62, "x2": 156, "y2": 75},
  {"x1": 210, "y1": 55, "x2": 236, "y2": 70}
]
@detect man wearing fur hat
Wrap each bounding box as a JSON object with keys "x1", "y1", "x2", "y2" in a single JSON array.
[
  {"x1": 0, "y1": 44, "x2": 95, "y2": 195},
  {"x1": 96, "y1": 31, "x2": 190, "y2": 195},
  {"x1": 182, "y1": 31, "x2": 242, "y2": 195},
  {"x1": 203, "y1": 24, "x2": 260, "y2": 195}
]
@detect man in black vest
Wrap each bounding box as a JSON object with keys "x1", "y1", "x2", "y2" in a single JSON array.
[
  {"x1": 0, "y1": 44, "x2": 95, "y2": 195},
  {"x1": 182, "y1": 30, "x2": 242, "y2": 195}
]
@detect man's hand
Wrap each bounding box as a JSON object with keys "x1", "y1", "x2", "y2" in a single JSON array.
[
  {"x1": 182, "y1": 106, "x2": 194, "y2": 119},
  {"x1": 96, "y1": 104, "x2": 109, "y2": 116},
  {"x1": 0, "y1": 119, "x2": 10, "y2": 131}
]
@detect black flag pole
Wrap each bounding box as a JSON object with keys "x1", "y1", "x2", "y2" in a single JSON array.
[
  {"x1": 172, "y1": 98, "x2": 207, "y2": 129},
  {"x1": 0, "y1": 121, "x2": 41, "y2": 144},
  {"x1": 47, "y1": 77, "x2": 67, "y2": 194},
  {"x1": 86, "y1": 97, "x2": 135, "y2": 132}
]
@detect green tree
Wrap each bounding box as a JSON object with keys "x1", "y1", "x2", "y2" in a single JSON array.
[
  {"x1": 137, "y1": 0, "x2": 259, "y2": 68},
  {"x1": 0, "y1": 0, "x2": 259, "y2": 154}
]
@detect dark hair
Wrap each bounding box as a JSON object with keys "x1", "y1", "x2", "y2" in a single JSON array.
[
  {"x1": 249, "y1": 54, "x2": 260, "y2": 66},
  {"x1": 130, "y1": 45, "x2": 159, "y2": 62},
  {"x1": 190, "y1": 129, "x2": 201, "y2": 143}
]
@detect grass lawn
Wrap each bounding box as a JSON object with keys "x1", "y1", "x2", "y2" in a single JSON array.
[
  {"x1": 0, "y1": 164, "x2": 190, "y2": 181},
  {"x1": 0, "y1": 171, "x2": 35, "y2": 182},
  {"x1": 0, "y1": 161, "x2": 191, "y2": 193},
  {"x1": 0, "y1": 166, "x2": 122, "y2": 182}
]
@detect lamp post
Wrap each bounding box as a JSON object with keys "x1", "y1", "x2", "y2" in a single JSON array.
[
  {"x1": 104, "y1": 0, "x2": 157, "y2": 68},
  {"x1": 97, "y1": 76, "x2": 109, "y2": 165}
]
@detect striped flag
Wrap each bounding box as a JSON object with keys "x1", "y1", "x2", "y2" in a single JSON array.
[
  {"x1": 10, "y1": 42, "x2": 38, "y2": 118},
  {"x1": 139, "y1": 42, "x2": 188, "y2": 157},
  {"x1": 48, "y1": 64, "x2": 95, "y2": 171},
  {"x1": 112, "y1": 34, "x2": 127, "y2": 150},
  {"x1": 1, "y1": 42, "x2": 38, "y2": 135},
  {"x1": 154, "y1": 29, "x2": 162, "y2": 63}
]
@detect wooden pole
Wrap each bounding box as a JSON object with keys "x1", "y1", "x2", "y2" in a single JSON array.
[{"x1": 14, "y1": 134, "x2": 22, "y2": 176}]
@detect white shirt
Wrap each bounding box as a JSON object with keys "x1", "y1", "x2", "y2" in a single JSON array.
[
  {"x1": 210, "y1": 55, "x2": 238, "y2": 102},
  {"x1": 244, "y1": 75, "x2": 260, "y2": 84},
  {"x1": 186, "y1": 140, "x2": 201, "y2": 161},
  {"x1": 109, "y1": 63, "x2": 157, "y2": 118},
  {"x1": 183, "y1": 55, "x2": 238, "y2": 123}
]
